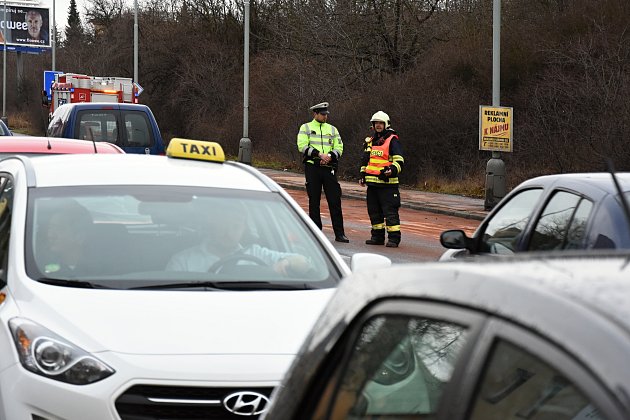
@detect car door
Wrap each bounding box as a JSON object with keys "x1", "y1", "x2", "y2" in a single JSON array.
[
  {"x1": 525, "y1": 190, "x2": 594, "y2": 251},
  {"x1": 458, "y1": 318, "x2": 626, "y2": 420},
  {"x1": 120, "y1": 109, "x2": 156, "y2": 155},
  {"x1": 296, "y1": 300, "x2": 485, "y2": 419},
  {"x1": 472, "y1": 188, "x2": 544, "y2": 256},
  {"x1": 298, "y1": 299, "x2": 627, "y2": 420}
]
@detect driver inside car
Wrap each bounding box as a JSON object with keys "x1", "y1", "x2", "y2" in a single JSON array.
[{"x1": 166, "y1": 201, "x2": 311, "y2": 276}]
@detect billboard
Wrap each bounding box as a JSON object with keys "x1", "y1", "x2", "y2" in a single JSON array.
[
  {"x1": 479, "y1": 105, "x2": 513, "y2": 152},
  {"x1": 0, "y1": 4, "x2": 51, "y2": 49}
]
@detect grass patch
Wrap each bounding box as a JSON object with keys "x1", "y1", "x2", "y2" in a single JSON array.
[
  {"x1": 252, "y1": 156, "x2": 301, "y2": 172},
  {"x1": 6, "y1": 112, "x2": 44, "y2": 136},
  {"x1": 415, "y1": 175, "x2": 485, "y2": 198},
  {"x1": 8, "y1": 112, "x2": 32, "y2": 132}
]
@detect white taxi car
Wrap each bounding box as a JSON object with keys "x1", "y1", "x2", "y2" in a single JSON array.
[{"x1": 0, "y1": 139, "x2": 390, "y2": 419}]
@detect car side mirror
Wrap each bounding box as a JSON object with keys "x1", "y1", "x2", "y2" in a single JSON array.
[
  {"x1": 350, "y1": 253, "x2": 392, "y2": 273},
  {"x1": 440, "y1": 229, "x2": 471, "y2": 250}
]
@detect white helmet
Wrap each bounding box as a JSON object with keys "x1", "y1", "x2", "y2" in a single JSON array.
[{"x1": 370, "y1": 111, "x2": 390, "y2": 128}]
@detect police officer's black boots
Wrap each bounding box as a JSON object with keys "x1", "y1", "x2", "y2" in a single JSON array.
[{"x1": 335, "y1": 234, "x2": 350, "y2": 243}]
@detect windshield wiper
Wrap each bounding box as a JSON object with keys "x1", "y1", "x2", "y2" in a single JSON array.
[
  {"x1": 37, "y1": 278, "x2": 112, "y2": 289},
  {"x1": 130, "y1": 281, "x2": 310, "y2": 291}
]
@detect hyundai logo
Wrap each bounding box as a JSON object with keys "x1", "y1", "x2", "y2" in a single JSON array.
[{"x1": 223, "y1": 391, "x2": 270, "y2": 416}]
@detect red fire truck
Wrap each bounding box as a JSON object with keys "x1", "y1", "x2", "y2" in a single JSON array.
[{"x1": 43, "y1": 72, "x2": 138, "y2": 117}]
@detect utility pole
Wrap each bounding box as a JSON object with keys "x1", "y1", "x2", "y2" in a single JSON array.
[
  {"x1": 133, "y1": 0, "x2": 138, "y2": 85},
  {"x1": 2, "y1": 0, "x2": 7, "y2": 125},
  {"x1": 238, "y1": 0, "x2": 252, "y2": 165},
  {"x1": 52, "y1": 0, "x2": 56, "y2": 71},
  {"x1": 483, "y1": 0, "x2": 507, "y2": 210}
]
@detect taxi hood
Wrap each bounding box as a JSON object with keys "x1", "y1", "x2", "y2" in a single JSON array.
[{"x1": 18, "y1": 286, "x2": 334, "y2": 355}]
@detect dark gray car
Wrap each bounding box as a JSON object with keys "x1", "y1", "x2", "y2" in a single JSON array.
[
  {"x1": 440, "y1": 172, "x2": 630, "y2": 260},
  {"x1": 262, "y1": 254, "x2": 630, "y2": 419},
  {"x1": 0, "y1": 119, "x2": 12, "y2": 136}
]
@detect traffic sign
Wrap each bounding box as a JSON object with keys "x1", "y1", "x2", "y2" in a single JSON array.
[{"x1": 134, "y1": 82, "x2": 144, "y2": 97}]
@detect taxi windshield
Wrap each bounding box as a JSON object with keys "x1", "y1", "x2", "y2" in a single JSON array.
[{"x1": 25, "y1": 186, "x2": 339, "y2": 289}]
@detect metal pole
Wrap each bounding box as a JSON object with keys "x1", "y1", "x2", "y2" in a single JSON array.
[
  {"x1": 492, "y1": 0, "x2": 500, "y2": 108},
  {"x1": 133, "y1": 0, "x2": 138, "y2": 85},
  {"x1": 2, "y1": 0, "x2": 7, "y2": 124},
  {"x1": 238, "y1": 0, "x2": 252, "y2": 164},
  {"x1": 52, "y1": 0, "x2": 55, "y2": 71},
  {"x1": 484, "y1": 0, "x2": 506, "y2": 210},
  {"x1": 242, "y1": 0, "x2": 249, "y2": 139}
]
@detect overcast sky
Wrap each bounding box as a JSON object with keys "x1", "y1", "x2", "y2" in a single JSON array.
[{"x1": 53, "y1": 0, "x2": 86, "y2": 31}]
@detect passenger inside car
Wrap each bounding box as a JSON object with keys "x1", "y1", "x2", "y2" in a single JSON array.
[
  {"x1": 38, "y1": 199, "x2": 94, "y2": 276},
  {"x1": 166, "y1": 201, "x2": 311, "y2": 276}
]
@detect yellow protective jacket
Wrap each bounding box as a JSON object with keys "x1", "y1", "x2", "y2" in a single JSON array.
[{"x1": 297, "y1": 119, "x2": 343, "y2": 167}]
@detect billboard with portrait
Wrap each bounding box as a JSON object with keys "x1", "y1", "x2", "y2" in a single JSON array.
[{"x1": 0, "y1": 5, "x2": 51, "y2": 49}]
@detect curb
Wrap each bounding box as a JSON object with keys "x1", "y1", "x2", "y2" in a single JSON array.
[{"x1": 274, "y1": 180, "x2": 487, "y2": 221}]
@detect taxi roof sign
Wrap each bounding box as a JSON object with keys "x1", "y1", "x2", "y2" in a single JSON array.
[{"x1": 167, "y1": 138, "x2": 225, "y2": 163}]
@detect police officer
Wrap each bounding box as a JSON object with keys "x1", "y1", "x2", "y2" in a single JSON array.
[
  {"x1": 359, "y1": 111, "x2": 405, "y2": 247},
  {"x1": 297, "y1": 102, "x2": 349, "y2": 243}
]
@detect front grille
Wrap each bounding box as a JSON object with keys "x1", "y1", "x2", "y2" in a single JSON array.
[{"x1": 115, "y1": 385, "x2": 274, "y2": 420}]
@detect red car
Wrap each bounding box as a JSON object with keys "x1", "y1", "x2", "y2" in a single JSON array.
[{"x1": 0, "y1": 136, "x2": 124, "y2": 158}]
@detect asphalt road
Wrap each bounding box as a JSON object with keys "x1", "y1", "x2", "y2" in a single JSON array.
[{"x1": 284, "y1": 189, "x2": 480, "y2": 264}]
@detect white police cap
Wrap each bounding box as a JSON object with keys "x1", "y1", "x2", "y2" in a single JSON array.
[{"x1": 309, "y1": 102, "x2": 329, "y2": 114}]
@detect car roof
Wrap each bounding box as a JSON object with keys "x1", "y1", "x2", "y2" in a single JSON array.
[
  {"x1": 518, "y1": 172, "x2": 630, "y2": 194},
  {"x1": 5, "y1": 153, "x2": 277, "y2": 190},
  {"x1": 56, "y1": 102, "x2": 150, "y2": 111},
  {"x1": 337, "y1": 255, "x2": 630, "y2": 330},
  {"x1": 303, "y1": 254, "x2": 630, "y2": 349},
  {"x1": 0, "y1": 136, "x2": 124, "y2": 154}
]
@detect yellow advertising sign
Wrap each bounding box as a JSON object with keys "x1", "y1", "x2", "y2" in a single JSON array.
[{"x1": 479, "y1": 106, "x2": 513, "y2": 152}]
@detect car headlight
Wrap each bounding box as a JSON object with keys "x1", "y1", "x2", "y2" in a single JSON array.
[{"x1": 9, "y1": 318, "x2": 115, "y2": 385}]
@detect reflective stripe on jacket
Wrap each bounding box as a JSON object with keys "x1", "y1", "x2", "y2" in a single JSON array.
[
  {"x1": 365, "y1": 134, "x2": 399, "y2": 184},
  {"x1": 296, "y1": 120, "x2": 343, "y2": 165}
]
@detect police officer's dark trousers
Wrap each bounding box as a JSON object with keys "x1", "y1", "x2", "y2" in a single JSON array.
[
  {"x1": 304, "y1": 163, "x2": 345, "y2": 236},
  {"x1": 367, "y1": 185, "x2": 401, "y2": 244}
]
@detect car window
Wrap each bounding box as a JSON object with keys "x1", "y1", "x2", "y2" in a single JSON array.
[
  {"x1": 480, "y1": 188, "x2": 543, "y2": 254},
  {"x1": 77, "y1": 111, "x2": 118, "y2": 143},
  {"x1": 0, "y1": 176, "x2": 13, "y2": 285},
  {"x1": 47, "y1": 105, "x2": 72, "y2": 137},
  {"x1": 25, "y1": 186, "x2": 338, "y2": 288},
  {"x1": 324, "y1": 315, "x2": 469, "y2": 418},
  {"x1": 47, "y1": 110, "x2": 64, "y2": 137},
  {"x1": 528, "y1": 191, "x2": 593, "y2": 251},
  {"x1": 123, "y1": 112, "x2": 152, "y2": 147},
  {"x1": 469, "y1": 340, "x2": 606, "y2": 420},
  {"x1": 0, "y1": 120, "x2": 10, "y2": 136}
]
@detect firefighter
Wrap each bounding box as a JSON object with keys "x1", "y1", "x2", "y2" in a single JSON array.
[
  {"x1": 297, "y1": 102, "x2": 349, "y2": 243},
  {"x1": 359, "y1": 111, "x2": 405, "y2": 247}
]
